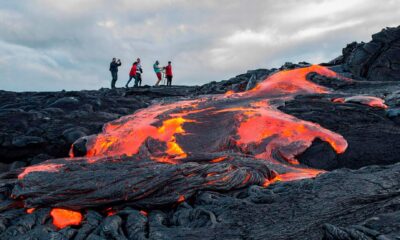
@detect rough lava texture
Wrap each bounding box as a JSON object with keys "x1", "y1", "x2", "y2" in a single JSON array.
[
  {"x1": 338, "y1": 25, "x2": 400, "y2": 81},
  {"x1": 0, "y1": 27, "x2": 399, "y2": 240}
]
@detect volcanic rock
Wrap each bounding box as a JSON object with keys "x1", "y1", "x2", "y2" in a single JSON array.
[
  {"x1": 48, "y1": 96, "x2": 81, "y2": 109},
  {"x1": 11, "y1": 136, "x2": 45, "y2": 148},
  {"x1": 62, "y1": 127, "x2": 89, "y2": 145},
  {"x1": 342, "y1": 25, "x2": 400, "y2": 81},
  {"x1": 194, "y1": 68, "x2": 272, "y2": 94}
]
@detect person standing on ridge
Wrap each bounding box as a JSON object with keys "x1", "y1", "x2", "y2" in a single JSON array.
[
  {"x1": 109, "y1": 58, "x2": 122, "y2": 89},
  {"x1": 153, "y1": 60, "x2": 162, "y2": 86},
  {"x1": 136, "y1": 58, "x2": 143, "y2": 86},
  {"x1": 165, "y1": 61, "x2": 173, "y2": 86},
  {"x1": 125, "y1": 62, "x2": 137, "y2": 88}
]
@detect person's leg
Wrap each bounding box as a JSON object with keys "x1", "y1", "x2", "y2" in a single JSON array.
[
  {"x1": 115, "y1": 72, "x2": 119, "y2": 88},
  {"x1": 167, "y1": 76, "x2": 172, "y2": 86},
  {"x1": 134, "y1": 75, "x2": 139, "y2": 87},
  {"x1": 126, "y1": 76, "x2": 133, "y2": 88},
  {"x1": 111, "y1": 72, "x2": 117, "y2": 89},
  {"x1": 137, "y1": 74, "x2": 142, "y2": 87},
  {"x1": 155, "y1": 73, "x2": 162, "y2": 86}
]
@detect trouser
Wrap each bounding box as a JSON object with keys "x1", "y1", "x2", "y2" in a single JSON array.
[
  {"x1": 126, "y1": 75, "x2": 136, "y2": 87},
  {"x1": 155, "y1": 72, "x2": 162, "y2": 86},
  {"x1": 136, "y1": 73, "x2": 142, "y2": 86},
  {"x1": 111, "y1": 71, "x2": 118, "y2": 89},
  {"x1": 166, "y1": 76, "x2": 173, "y2": 86}
]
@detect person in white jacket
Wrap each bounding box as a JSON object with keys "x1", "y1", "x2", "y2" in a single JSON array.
[{"x1": 136, "y1": 58, "x2": 143, "y2": 86}]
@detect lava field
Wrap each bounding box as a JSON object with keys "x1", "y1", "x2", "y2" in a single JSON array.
[{"x1": 0, "y1": 26, "x2": 399, "y2": 239}]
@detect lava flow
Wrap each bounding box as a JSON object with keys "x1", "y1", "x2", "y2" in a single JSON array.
[
  {"x1": 81, "y1": 100, "x2": 199, "y2": 160},
  {"x1": 70, "y1": 65, "x2": 348, "y2": 178},
  {"x1": 333, "y1": 95, "x2": 388, "y2": 109}
]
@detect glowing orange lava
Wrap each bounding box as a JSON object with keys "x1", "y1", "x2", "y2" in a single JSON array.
[
  {"x1": 26, "y1": 208, "x2": 35, "y2": 214},
  {"x1": 177, "y1": 195, "x2": 185, "y2": 203},
  {"x1": 50, "y1": 208, "x2": 83, "y2": 229},
  {"x1": 236, "y1": 107, "x2": 348, "y2": 162},
  {"x1": 83, "y1": 101, "x2": 198, "y2": 160},
  {"x1": 18, "y1": 163, "x2": 64, "y2": 180},
  {"x1": 333, "y1": 96, "x2": 388, "y2": 109},
  {"x1": 211, "y1": 156, "x2": 228, "y2": 163},
  {"x1": 243, "y1": 65, "x2": 339, "y2": 97}
]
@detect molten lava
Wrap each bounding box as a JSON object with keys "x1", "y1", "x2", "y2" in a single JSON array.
[
  {"x1": 333, "y1": 96, "x2": 388, "y2": 109},
  {"x1": 65, "y1": 65, "x2": 349, "y2": 183},
  {"x1": 50, "y1": 208, "x2": 83, "y2": 229},
  {"x1": 82, "y1": 101, "x2": 198, "y2": 159},
  {"x1": 26, "y1": 208, "x2": 35, "y2": 214},
  {"x1": 243, "y1": 65, "x2": 336, "y2": 97},
  {"x1": 236, "y1": 104, "x2": 347, "y2": 164}
]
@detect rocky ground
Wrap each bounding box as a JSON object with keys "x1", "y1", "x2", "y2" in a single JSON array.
[{"x1": 0, "y1": 26, "x2": 399, "y2": 239}]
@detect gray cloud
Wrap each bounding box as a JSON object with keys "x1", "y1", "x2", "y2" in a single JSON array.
[{"x1": 0, "y1": 0, "x2": 399, "y2": 91}]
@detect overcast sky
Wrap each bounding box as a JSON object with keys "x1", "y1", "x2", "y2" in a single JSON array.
[{"x1": 0, "y1": 0, "x2": 399, "y2": 91}]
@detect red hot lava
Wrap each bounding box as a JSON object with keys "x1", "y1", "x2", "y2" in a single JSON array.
[
  {"x1": 50, "y1": 208, "x2": 83, "y2": 229},
  {"x1": 333, "y1": 96, "x2": 388, "y2": 109},
  {"x1": 241, "y1": 64, "x2": 337, "y2": 97},
  {"x1": 80, "y1": 100, "x2": 199, "y2": 160}
]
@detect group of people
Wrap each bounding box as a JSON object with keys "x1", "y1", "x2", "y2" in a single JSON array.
[{"x1": 109, "y1": 57, "x2": 173, "y2": 89}]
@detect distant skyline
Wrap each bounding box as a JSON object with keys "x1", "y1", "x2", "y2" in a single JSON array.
[{"x1": 0, "y1": 0, "x2": 399, "y2": 91}]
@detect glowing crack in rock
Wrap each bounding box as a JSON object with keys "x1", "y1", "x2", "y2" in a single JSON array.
[
  {"x1": 18, "y1": 163, "x2": 64, "y2": 180},
  {"x1": 50, "y1": 208, "x2": 83, "y2": 229}
]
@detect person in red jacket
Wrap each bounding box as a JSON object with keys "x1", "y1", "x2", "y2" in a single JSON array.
[
  {"x1": 125, "y1": 62, "x2": 137, "y2": 88},
  {"x1": 165, "y1": 61, "x2": 173, "y2": 86}
]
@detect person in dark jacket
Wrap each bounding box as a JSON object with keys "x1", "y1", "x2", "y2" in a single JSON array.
[
  {"x1": 165, "y1": 61, "x2": 173, "y2": 86},
  {"x1": 109, "y1": 58, "x2": 122, "y2": 89},
  {"x1": 125, "y1": 62, "x2": 137, "y2": 88}
]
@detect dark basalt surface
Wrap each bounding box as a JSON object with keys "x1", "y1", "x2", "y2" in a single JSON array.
[
  {"x1": 0, "y1": 26, "x2": 400, "y2": 239},
  {"x1": 329, "y1": 25, "x2": 400, "y2": 82}
]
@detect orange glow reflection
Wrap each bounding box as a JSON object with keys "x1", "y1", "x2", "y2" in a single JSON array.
[{"x1": 18, "y1": 164, "x2": 64, "y2": 180}]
